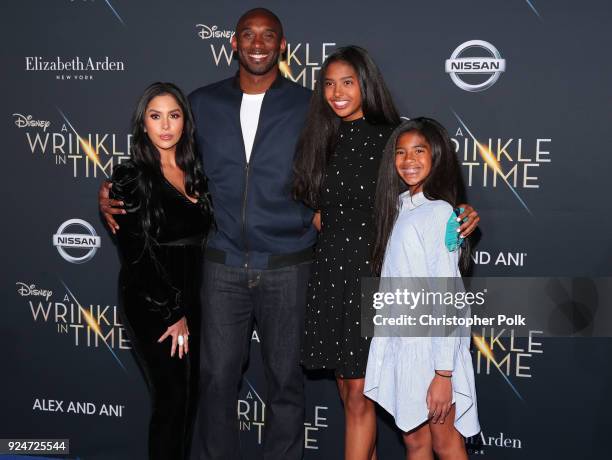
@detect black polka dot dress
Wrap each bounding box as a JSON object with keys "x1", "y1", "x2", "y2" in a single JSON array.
[{"x1": 301, "y1": 117, "x2": 394, "y2": 379}]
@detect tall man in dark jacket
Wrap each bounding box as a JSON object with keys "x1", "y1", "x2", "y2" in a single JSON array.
[{"x1": 187, "y1": 8, "x2": 315, "y2": 460}]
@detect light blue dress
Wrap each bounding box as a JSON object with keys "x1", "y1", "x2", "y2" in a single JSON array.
[{"x1": 364, "y1": 191, "x2": 480, "y2": 436}]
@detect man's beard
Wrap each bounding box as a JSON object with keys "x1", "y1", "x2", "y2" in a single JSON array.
[{"x1": 237, "y1": 49, "x2": 280, "y2": 76}]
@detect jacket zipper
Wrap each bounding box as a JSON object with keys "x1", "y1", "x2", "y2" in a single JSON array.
[
  {"x1": 240, "y1": 91, "x2": 267, "y2": 269},
  {"x1": 241, "y1": 162, "x2": 250, "y2": 268}
]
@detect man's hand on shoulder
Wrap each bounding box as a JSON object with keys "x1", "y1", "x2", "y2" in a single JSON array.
[
  {"x1": 312, "y1": 211, "x2": 321, "y2": 232},
  {"x1": 99, "y1": 180, "x2": 125, "y2": 234}
]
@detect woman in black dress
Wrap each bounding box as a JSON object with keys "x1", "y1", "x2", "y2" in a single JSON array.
[
  {"x1": 110, "y1": 82, "x2": 212, "y2": 460},
  {"x1": 294, "y1": 46, "x2": 400, "y2": 459}
]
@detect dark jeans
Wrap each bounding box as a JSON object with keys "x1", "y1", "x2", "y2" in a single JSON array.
[{"x1": 197, "y1": 260, "x2": 311, "y2": 460}]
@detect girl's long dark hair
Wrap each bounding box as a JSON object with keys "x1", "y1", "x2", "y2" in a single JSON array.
[
  {"x1": 292, "y1": 46, "x2": 400, "y2": 209},
  {"x1": 128, "y1": 82, "x2": 209, "y2": 241},
  {"x1": 372, "y1": 117, "x2": 471, "y2": 275}
]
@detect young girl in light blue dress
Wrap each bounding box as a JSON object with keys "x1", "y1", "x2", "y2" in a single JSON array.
[{"x1": 365, "y1": 118, "x2": 480, "y2": 459}]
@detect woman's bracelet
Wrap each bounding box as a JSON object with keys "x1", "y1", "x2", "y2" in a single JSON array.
[{"x1": 435, "y1": 370, "x2": 452, "y2": 378}]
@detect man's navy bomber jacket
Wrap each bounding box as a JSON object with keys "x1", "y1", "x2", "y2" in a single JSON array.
[{"x1": 189, "y1": 74, "x2": 317, "y2": 269}]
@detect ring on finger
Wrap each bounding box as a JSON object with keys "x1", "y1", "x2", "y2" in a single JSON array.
[{"x1": 178, "y1": 335, "x2": 184, "y2": 346}]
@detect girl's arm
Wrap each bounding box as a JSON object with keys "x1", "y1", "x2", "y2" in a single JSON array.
[
  {"x1": 426, "y1": 204, "x2": 464, "y2": 423},
  {"x1": 427, "y1": 204, "x2": 463, "y2": 372}
]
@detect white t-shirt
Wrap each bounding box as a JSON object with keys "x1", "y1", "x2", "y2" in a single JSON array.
[{"x1": 240, "y1": 92, "x2": 265, "y2": 163}]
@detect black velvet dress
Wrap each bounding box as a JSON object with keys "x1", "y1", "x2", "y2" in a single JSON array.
[
  {"x1": 301, "y1": 118, "x2": 394, "y2": 379},
  {"x1": 111, "y1": 161, "x2": 212, "y2": 460}
]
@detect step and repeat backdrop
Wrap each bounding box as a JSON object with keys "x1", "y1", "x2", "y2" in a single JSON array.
[{"x1": 2, "y1": 1, "x2": 611, "y2": 459}]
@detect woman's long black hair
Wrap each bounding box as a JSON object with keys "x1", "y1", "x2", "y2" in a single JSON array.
[
  {"x1": 128, "y1": 82, "x2": 209, "y2": 240},
  {"x1": 292, "y1": 46, "x2": 400, "y2": 209},
  {"x1": 372, "y1": 117, "x2": 471, "y2": 275}
]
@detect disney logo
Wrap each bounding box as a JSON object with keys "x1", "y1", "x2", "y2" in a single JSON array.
[
  {"x1": 196, "y1": 24, "x2": 234, "y2": 40},
  {"x1": 16, "y1": 282, "x2": 53, "y2": 301},
  {"x1": 13, "y1": 113, "x2": 51, "y2": 132}
]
